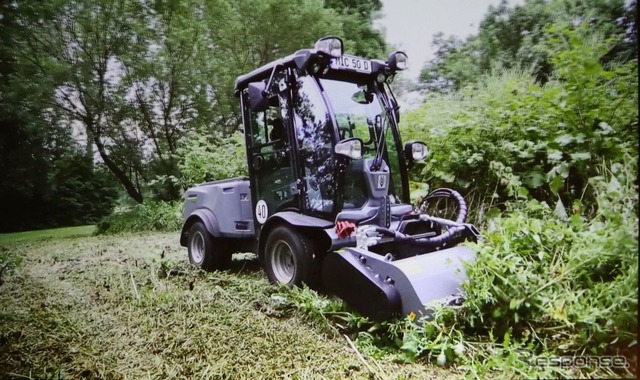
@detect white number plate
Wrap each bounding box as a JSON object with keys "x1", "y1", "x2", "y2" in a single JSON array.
[{"x1": 330, "y1": 56, "x2": 372, "y2": 73}]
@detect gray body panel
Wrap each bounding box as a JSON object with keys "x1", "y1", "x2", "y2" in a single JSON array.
[{"x1": 183, "y1": 177, "x2": 255, "y2": 238}]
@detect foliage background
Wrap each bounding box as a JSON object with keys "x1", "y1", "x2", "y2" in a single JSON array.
[{"x1": 0, "y1": 0, "x2": 637, "y2": 377}]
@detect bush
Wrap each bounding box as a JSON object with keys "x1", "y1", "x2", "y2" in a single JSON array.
[
  {"x1": 46, "y1": 154, "x2": 120, "y2": 226},
  {"x1": 96, "y1": 201, "x2": 182, "y2": 234},
  {"x1": 393, "y1": 157, "x2": 638, "y2": 378},
  {"x1": 178, "y1": 131, "x2": 247, "y2": 189},
  {"x1": 403, "y1": 25, "x2": 638, "y2": 220}
]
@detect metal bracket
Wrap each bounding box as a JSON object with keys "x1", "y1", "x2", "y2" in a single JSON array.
[{"x1": 290, "y1": 180, "x2": 301, "y2": 195}]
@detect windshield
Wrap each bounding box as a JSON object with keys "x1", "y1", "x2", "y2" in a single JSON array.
[
  {"x1": 318, "y1": 78, "x2": 403, "y2": 208},
  {"x1": 319, "y1": 79, "x2": 382, "y2": 157}
]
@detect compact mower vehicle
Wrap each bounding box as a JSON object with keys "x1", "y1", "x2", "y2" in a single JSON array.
[{"x1": 180, "y1": 37, "x2": 480, "y2": 321}]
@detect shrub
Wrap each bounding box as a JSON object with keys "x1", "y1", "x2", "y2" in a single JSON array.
[
  {"x1": 178, "y1": 131, "x2": 247, "y2": 189},
  {"x1": 396, "y1": 157, "x2": 638, "y2": 377},
  {"x1": 46, "y1": 154, "x2": 120, "y2": 226},
  {"x1": 96, "y1": 201, "x2": 182, "y2": 234},
  {"x1": 403, "y1": 25, "x2": 638, "y2": 219}
]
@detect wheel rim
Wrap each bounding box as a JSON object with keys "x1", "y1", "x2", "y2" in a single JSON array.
[
  {"x1": 190, "y1": 231, "x2": 205, "y2": 264},
  {"x1": 270, "y1": 240, "x2": 295, "y2": 284}
]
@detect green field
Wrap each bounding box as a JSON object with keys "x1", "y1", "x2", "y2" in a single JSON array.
[
  {"x1": 0, "y1": 231, "x2": 453, "y2": 379},
  {"x1": 0, "y1": 225, "x2": 96, "y2": 244}
]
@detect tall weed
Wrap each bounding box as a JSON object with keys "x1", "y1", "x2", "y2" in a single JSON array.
[
  {"x1": 396, "y1": 157, "x2": 638, "y2": 377},
  {"x1": 404, "y1": 25, "x2": 638, "y2": 219}
]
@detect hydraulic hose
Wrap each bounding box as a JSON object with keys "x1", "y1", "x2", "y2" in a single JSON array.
[
  {"x1": 419, "y1": 188, "x2": 468, "y2": 224},
  {"x1": 359, "y1": 220, "x2": 477, "y2": 249},
  {"x1": 356, "y1": 188, "x2": 474, "y2": 249}
]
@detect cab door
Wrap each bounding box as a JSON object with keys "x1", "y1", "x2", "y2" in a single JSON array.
[{"x1": 242, "y1": 71, "x2": 299, "y2": 231}]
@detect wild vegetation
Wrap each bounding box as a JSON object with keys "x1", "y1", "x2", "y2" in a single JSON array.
[
  {"x1": 0, "y1": 0, "x2": 637, "y2": 378},
  {"x1": 395, "y1": 1, "x2": 637, "y2": 376}
]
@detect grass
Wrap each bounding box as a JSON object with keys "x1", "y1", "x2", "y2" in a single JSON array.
[
  {"x1": 0, "y1": 225, "x2": 96, "y2": 244},
  {"x1": 0, "y1": 231, "x2": 455, "y2": 379}
]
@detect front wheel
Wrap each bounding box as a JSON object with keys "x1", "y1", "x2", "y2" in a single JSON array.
[
  {"x1": 264, "y1": 225, "x2": 319, "y2": 287},
  {"x1": 187, "y1": 222, "x2": 232, "y2": 271}
]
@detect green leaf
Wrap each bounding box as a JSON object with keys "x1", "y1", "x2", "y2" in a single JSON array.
[
  {"x1": 549, "y1": 175, "x2": 564, "y2": 194},
  {"x1": 554, "y1": 197, "x2": 568, "y2": 220},
  {"x1": 583, "y1": 61, "x2": 602, "y2": 75},
  {"x1": 555, "y1": 134, "x2": 574, "y2": 146},
  {"x1": 517, "y1": 187, "x2": 530, "y2": 199},
  {"x1": 401, "y1": 340, "x2": 419, "y2": 355},
  {"x1": 570, "y1": 152, "x2": 591, "y2": 161},
  {"x1": 569, "y1": 214, "x2": 584, "y2": 230},
  {"x1": 435, "y1": 171, "x2": 456, "y2": 183},
  {"x1": 547, "y1": 150, "x2": 563, "y2": 163},
  {"x1": 485, "y1": 207, "x2": 501, "y2": 219},
  {"x1": 524, "y1": 171, "x2": 545, "y2": 188}
]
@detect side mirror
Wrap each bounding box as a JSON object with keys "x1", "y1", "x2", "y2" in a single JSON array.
[
  {"x1": 247, "y1": 82, "x2": 269, "y2": 112},
  {"x1": 335, "y1": 138, "x2": 363, "y2": 160},
  {"x1": 404, "y1": 141, "x2": 428, "y2": 162}
]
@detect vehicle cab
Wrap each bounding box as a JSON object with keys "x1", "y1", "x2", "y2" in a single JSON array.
[{"x1": 234, "y1": 37, "x2": 427, "y2": 234}]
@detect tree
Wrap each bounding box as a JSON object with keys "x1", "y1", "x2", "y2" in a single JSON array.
[
  {"x1": 418, "y1": 32, "x2": 483, "y2": 92},
  {"x1": 10, "y1": 0, "x2": 150, "y2": 202},
  {"x1": 0, "y1": 0, "x2": 72, "y2": 231},
  {"x1": 6, "y1": 0, "x2": 390, "y2": 205},
  {"x1": 419, "y1": 0, "x2": 636, "y2": 91},
  {"x1": 47, "y1": 154, "x2": 119, "y2": 226},
  {"x1": 325, "y1": 0, "x2": 386, "y2": 58}
]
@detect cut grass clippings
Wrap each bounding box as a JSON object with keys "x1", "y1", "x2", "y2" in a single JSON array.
[{"x1": 0, "y1": 232, "x2": 453, "y2": 379}]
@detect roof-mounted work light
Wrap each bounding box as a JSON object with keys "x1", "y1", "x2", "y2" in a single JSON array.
[
  {"x1": 387, "y1": 51, "x2": 408, "y2": 71},
  {"x1": 315, "y1": 36, "x2": 344, "y2": 58}
]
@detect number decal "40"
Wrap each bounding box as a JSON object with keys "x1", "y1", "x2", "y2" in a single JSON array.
[{"x1": 255, "y1": 200, "x2": 268, "y2": 224}]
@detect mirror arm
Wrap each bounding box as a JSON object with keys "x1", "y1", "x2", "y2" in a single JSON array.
[
  {"x1": 384, "y1": 82, "x2": 401, "y2": 124},
  {"x1": 263, "y1": 64, "x2": 283, "y2": 98}
]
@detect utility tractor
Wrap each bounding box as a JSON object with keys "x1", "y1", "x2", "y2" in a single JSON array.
[{"x1": 180, "y1": 37, "x2": 480, "y2": 321}]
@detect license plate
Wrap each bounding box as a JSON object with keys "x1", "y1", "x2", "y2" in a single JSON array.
[{"x1": 330, "y1": 56, "x2": 372, "y2": 73}]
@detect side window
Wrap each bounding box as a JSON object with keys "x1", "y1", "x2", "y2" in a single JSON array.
[
  {"x1": 244, "y1": 71, "x2": 296, "y2": 217},
  {"x1": 249, "y1": 106, "x2": 284, "y2": 149},
  {"x1": 292, "y1": 71, "x2": 336, "y2": 216}
]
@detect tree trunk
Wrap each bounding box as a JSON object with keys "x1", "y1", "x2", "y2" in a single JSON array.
[
  {"x1": 85, "y1": 127, "x2": 94, "y2": 167},
  {"x1": 93, "y1": 133, "x2": 144, "y2": 204}
]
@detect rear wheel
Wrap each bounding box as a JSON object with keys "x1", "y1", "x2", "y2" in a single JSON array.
[
  {"x1": 264, "y1": 225, "x2": 319, "y2": 287},
  {"x1": 187, "y1": 222, "x2": 232, "y2": 271}
]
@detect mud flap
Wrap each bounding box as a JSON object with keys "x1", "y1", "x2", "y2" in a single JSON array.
[{"x1": 322, "y1": 246, "x2": 476, "y2": 321}]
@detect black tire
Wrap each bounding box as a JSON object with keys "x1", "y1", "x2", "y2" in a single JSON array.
[
  {"x1": 187, "y1": 222, "x2": 232, "y2": 271},
  {"x1": 264, "y1": 225, "x2": 320, "y2": 287}
]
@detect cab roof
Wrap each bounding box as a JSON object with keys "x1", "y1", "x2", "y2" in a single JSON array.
[{"x1": 233, "y1": 48, "x2": 388, "y2": 95}]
